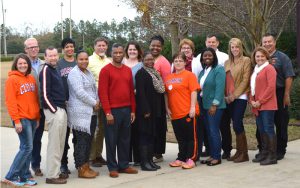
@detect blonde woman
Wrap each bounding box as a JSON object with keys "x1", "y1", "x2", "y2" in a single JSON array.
[{"x1": 222, "y1": 38, "x2": 252, "y2": 162}]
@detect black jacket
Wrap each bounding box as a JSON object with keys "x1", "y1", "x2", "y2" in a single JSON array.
[{"x1": 39, "y1": 63, "x2": 66, "y2": 113}]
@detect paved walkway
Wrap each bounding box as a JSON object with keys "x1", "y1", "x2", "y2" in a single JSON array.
[{"x1": 1, "y1": 127, "x2": 300, "y2": 188}]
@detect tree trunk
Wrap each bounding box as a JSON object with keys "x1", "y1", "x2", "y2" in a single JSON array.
[
  {"x1": 297, "y1": 0, "x2": 300, "y2": 67},
  {"x1": 169, "y1": 21, "x2": 180, "y2": 56}
]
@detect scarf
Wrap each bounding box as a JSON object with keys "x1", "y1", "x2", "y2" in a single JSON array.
[
  {"x1": 143, "y1": 66, "x2": 165, "y2": 93},
  {"x1": 185, "y1": 55, "x2": 193, "y2": 72},
  {"x1": 250, "y1": 61, "x2": 269, "y2": 96}
]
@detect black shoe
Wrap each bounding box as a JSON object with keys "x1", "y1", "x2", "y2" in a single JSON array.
[
  {"x1": 207, "y1": 159, "x2": 222, "y2": 166},
  {"x1": 60, "y1": 166, "x2": 71, "y2": 174},
  {"x1": 276, "y1": 153, "x2": 285, "y2": 160},
  {"x1": 222, "y1": 152, "x2": 231, "y2": 159},
  {"x1": 59, "y1": 172, "x2": 69, "y2": 179},
  {"x1": 133, "y1": 162, "x2": 141, "y2": 166}
]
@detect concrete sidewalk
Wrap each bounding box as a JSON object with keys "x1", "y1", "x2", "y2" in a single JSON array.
[{"x1": 1, "y1": 126, "x2": 300, "y2": 188}]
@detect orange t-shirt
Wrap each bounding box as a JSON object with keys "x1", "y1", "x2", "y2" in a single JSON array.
[{"x1": 165, "y1": 70, "x2": 200, "y2": 120}]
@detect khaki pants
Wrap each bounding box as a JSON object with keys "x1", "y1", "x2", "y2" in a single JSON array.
[
  {"x1": 44, "y1": 107, "x2": 67, "y2": 178},
  {"x1": 89, "y1": 109, "x2": 104, "y2": 160}
]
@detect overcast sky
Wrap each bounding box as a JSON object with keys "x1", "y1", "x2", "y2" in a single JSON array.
[{"x1": 2, "y1": 0, "x2": 138, "y2": 32}]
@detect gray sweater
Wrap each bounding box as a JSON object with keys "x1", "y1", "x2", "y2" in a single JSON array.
[{"x1": 67, "y1": 66, "x2": 98, "y2": 134}]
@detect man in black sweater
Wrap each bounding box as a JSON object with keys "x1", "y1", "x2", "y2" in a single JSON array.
[{"x1": 40, "y1": 47, "x2": 67, "y2": 184}]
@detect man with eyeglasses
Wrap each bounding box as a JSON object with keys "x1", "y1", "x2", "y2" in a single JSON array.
[{"x1": 24, "y1": 37, "x2": 45, "y2": 177}]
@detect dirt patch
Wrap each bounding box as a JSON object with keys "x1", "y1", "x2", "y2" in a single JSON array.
[{"x1": 1, "y1": 61, "x2": 12, "y2": 127}]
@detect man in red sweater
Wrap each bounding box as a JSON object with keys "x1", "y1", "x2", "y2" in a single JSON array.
[{"x1": 98, "y1": 43, "x2": 138, "y2": 178}]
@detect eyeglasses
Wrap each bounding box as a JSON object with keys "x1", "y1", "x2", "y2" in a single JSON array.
[
  {"x1": 181, "y1": 47, "x2": 192, "y2": 50},
  {"x1": 26, "y1": 46, "x2": 39, "y2": 50}
]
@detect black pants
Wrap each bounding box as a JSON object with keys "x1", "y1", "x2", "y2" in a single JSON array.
[
  {"x1": 129, "y1": 120, "x2": 140, "y2": 163},
  {"x1": 172, "y1": 115, "x2": 198, "y2": 161},
  {"x1": 220, "y1": 106, "x2": 233, "y2": 154},
  {"x1": 74, "y1": 115, "x2": 97, "y2": 168},
  {"x1": 154, "y1": 116, "x2": 167, "y2": 155},
  {"x1": 61, "y1": 127, "x2": 77, "y2": 169},
  {"x1": 104, "y1": 107, "x2": 131, "y2": 171},
  {"x1": 31, "y1": 109, "x2": 45, "y2": 169},
  {"x1": 256, "y1": 88, "x2": 289, "y2": 155}
]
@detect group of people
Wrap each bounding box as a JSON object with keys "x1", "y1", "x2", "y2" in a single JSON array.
[{"x1": 3, "y1": 33, "x2": 295, "y2": 186}]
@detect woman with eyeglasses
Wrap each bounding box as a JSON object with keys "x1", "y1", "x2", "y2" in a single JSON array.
[{"x1": 165, "y1": 52, "x2": 200, "y2": 169}]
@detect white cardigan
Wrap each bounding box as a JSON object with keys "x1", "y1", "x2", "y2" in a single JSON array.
[{"x1": 67, "y1": 66, "x2": 98, "y2": 134}]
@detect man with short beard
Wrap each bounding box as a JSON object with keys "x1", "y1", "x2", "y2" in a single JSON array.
[{"x1": 88, "y1": 37, "x2": 111, "y2": 167}]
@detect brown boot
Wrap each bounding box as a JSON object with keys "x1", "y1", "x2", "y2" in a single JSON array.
[
  {"x1": 78, "y1": 163, "x2": 96, "y2": 178},
  {"x1": 87, "y1": 164, "x2": 100, "y2": 176},
  {"x1": 228, "y1": 133, "x2": 241, "y2": 161},
  {"x1": 234, "y1": 132, "x2": 249, "y2": 163}
]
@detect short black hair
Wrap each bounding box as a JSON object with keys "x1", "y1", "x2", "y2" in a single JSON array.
[
  {"x1": 75, "y1": 50, "x2": 88, "y2": 59},
  {"x1": 200, "y1": 47, "x2": 218, "y2": 69},
  {"x1": 111, "y1": 43, "x2": 123, "y2": 50},
  {"x1": 61, "y1": 37, "x2": 75, "y2": 48},
  {"x1": 11, "y1": 53, "x2": 32, "y2": 76},
  {"x1": 149, "y1": 35, "x2": 164, "y2": 46},
  {"x1": 206, "y1": 34, "x2": 219, "y2": 41},
  {"x1": 263, "y1": 33, "x2": 276, "y2": 40}
]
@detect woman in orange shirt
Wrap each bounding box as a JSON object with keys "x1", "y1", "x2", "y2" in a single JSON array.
[
  {"x1": 165, "y1": 52, "x2": 200, "y2": 169},
  {"x1": 3, "y1": 54, "x2": 40, "y2": 186}
]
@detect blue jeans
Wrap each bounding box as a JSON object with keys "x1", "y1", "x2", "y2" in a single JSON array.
[
  {"x1": 256, "y1": 110, "x2": 275, "y2": 137},
  {"x1": 31, "y1": 109, "x2": 45, "y2": 169},
  {"x1": 6, "y1": 119, "x2": 37, "y2": 182},
  {"x1": 229, "y1": 99, "x2": 247, "y2": 134},
  {"x1": 103, "y1": 107, "x2": 131, "y2": 171},
  {"x1": 203, "y1": 109, "x2": 224, "y2": 160}
]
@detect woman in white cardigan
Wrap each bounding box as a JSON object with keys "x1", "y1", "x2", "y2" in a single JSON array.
[{"x1": 67, "y1": 50, "x2": 100, "y2": 178}]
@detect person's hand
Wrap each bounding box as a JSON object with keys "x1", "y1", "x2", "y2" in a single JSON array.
[
  {"x1": 106, "y1": 114, "x2": 114, "y2": 125},
  {"x1": 15, "y1": 123, "x2": 22, "y2": 133},
  {"x1": 94, "y1": 101, "x2": 100, "y2": 111},
  {"x1": 228, "y1": 94, "x2": 235, "y2": 103},
  {"x1": 251, "y1": 101, "x2": 261, "y2": 108},
  {"x1": 131, "y1": 113, "x2": 136, "y2": 123},
  {"x1": 166, "y1": 107, "x2": 172, "y2": 118},
  {"x1": 284, "y1": 94, "x2": 291, "y2": 107},
  {"x1": 36, "y1": 121, "x2": 40, "y2": 129},
  {"x1": 144, "y1": 113, "x2": 151, "y2": 118},
  {"x1": 189, "y1": 106, "x2": 196, "y2": 118},
  {"x1": 208, "y1": 105, "x2": 217, "y2": 116}
]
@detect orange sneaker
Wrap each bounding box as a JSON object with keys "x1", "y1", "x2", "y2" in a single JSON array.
[
  {"x1": 182, "y1": 159, "x2": 196, "y2": 169},
  {"x1": 169, "y1": 160, "x2": 184, "y2": 167}
]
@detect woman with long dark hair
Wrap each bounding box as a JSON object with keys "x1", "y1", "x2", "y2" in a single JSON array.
[
  {"x1": 3, "y1": 54, "x2": 40, "y2": 186},
  {"x1": 198, "y1": 48, "x2": 226, "y2": 166}
]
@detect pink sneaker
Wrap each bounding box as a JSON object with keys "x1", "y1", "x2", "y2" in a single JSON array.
[
  {"x1": 169, "y1": 160, "x2": 183, "y2": 167},
  {"x1": 182, "y1": 159, "x2": 195, "y2": 169}
]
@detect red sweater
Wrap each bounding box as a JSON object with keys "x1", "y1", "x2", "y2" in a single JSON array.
[
  {"x1": 250, "y1": 64, "x2": 278, "y2": 114},
  {"x1": 99, "y1": 63, "x2": 136, "y2": 114}
]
